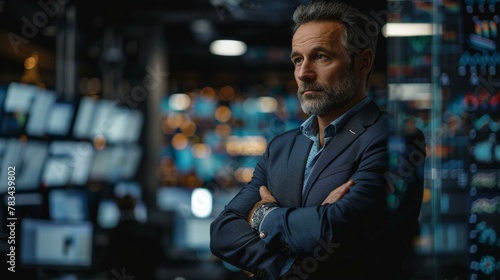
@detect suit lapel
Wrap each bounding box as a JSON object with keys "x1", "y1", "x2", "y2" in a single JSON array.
[
  {"x1": 282, "y1": 133, "x2": 311, "y2": 207},
  {"x1": 301, "y1": 101, "x2": 381, "y2": 205}
]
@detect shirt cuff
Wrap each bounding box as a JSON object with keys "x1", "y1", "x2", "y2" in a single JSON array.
[{"x1": 279, "y1": 257, "x2": 295, "y2": 277}]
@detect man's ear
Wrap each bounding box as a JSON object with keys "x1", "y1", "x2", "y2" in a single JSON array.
[{"x1": 358, "y1": 48, "x2": 374, "y2": 75}]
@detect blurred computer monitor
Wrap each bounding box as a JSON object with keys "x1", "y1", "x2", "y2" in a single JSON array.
[
  {"x1": 25, "y1": 89, "x2": 56, "y2": 136},
  {"x1": 45, "y1": 102, "x2": 74, "y2": 136},
  {"x1": 20, "y1": 219, "x2": 93, "y2": 268},
  {"x1": 41, "y1": 141, "x2": 95, "y2": 187},
  {"x1": 156, "y1": 186, "x2": 192, "y2": 215},
  {"x1": 114, "y1": 181, "x2": 142, "y2": 200},
  {"x1": 4, "y1": 83, "x2": 38, "y2": 113},
  {"x1": 172, "y1": 217, "x2": 212, "y2": 253},
  {"x1": 0, "y1": 139, "x2": 48, "y2": 192},
  {"x1": 89, "y1": 145, "x2": 142, "y2": 182},
  {"x1": 0, "y1": 83, "x2": 38, "y2": 136},
  {"x1": 73, "y1": 96, "x2": 97, "y2": 139},
  {"x1": 49, "y1": 189, "x2": 88, "y2": 221},
  {"x1": 41, "y1": 156, "x2": 72, "y2": 187},
  {"x1": 97, "y1": 199, "x2": 147, "y2": 229}
]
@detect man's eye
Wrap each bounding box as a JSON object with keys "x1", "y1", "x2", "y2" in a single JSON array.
[
  {"x1": 316, "y1": 54, "x2": 327, "y2": 60},
  {"x1": 293, "y1": 58, "x2": 303, "y2": 65}
]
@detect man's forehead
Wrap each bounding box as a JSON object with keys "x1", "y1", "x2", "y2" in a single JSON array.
[
  {"x1": 292, "y1": 21, "x2": 345, "y2": 48},
  {"x1": 293, "y1": 21, "x2": 343, "y2": 39}
]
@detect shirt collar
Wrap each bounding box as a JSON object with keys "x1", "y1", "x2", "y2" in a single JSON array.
[{"x1": 300, "y1": 97, "x2": 371, "y2": 139}]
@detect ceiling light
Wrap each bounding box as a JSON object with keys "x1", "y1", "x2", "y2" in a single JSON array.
[
  {"x1": 382, "y1": 23, "x2": 438, "y2": 37},
  {"x1": 210, "y1": 40, "x2": 247, "y2": 56}
]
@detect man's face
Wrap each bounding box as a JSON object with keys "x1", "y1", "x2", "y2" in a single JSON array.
[{"x1": 291, "y1": 21, "x2": 358, "y2": 116}]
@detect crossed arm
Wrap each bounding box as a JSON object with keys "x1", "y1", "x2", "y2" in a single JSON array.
[
  {"x1": 247, "y1": 180, "x2": 355, "y2": 224},
  {"x1": 243, "y1": 181, "x2": 355, "y2": 277}
]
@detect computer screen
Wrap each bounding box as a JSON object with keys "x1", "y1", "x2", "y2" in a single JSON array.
[
  {"x1": 3, "y1": 82, "x2": 38, "y2": 113},
  {"x1": 90, "y1": 145, "x2": 142, "y2": 182},
  {"x1": 97, "y1": 199, "x2": 147, "y2": 229},
  {"x1": 41, "y1": 157, "x2": 72, "y2": 187},
  {"x1": 73, "y1": 96, "x2": 97, "y2": 139},
  {"x1": 0, "y1": 139, "x2": 47, "y2": 192},
  {"x1": 25, "y1": 89, "x2": 56, "y2": 136},
  {"x1": 0, "y1": 83, "x2": 38, "y2": 137},
  {"x1": 49, "y1": 189, "x2": 88, "y2": 221},
  {"x1": 68, "y1": 142, "x2": 94, "y2": 186},
  {"x1": 156, "y1": 186, "x2": 192, "y2": 214},
  {"x1": 114, "y1": 181, "x2": 142, "y2": 200},
  {"x1": 89, "y1": 148, "x2": 111, "y2": 181},
  {"x1": 105, "y1": 107, "x2": 144, "y2": 143},
  {"x1": 20, "y1": 219, "x2": 93, "y2": 268},
  {"x1": 45, "y1": 102, "x2": 74, "y2": 136},
  {"x1": 107, "y1": 145, "x2": 142, "y2": 180},
  {"x1": 74, "y1": 98, "x2": 143, "y2": 143},
  {"x1": 173, "y1": 218, "x2": 212, "y2": 252},
  {"x1": 88, "y1": 99, "x2": 113, "y2": 139},
  {"x1": 16, "y1": 141, "x2": 48, "y2": 191},
  {"x1": 42, "y1": 141, "x2": 94, "y2": 187}
]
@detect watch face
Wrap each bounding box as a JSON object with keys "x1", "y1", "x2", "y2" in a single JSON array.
[
  {"x1": 251, "y1": 204, "x2": 277, "y2": 230},
  {"x1": 251, "y1": 205, "x2": 265, "y2": 230}
]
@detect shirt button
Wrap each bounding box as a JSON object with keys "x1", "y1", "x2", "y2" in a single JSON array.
[{"x1": 259, "y1": 231, "x2": 268, "y2": 239}]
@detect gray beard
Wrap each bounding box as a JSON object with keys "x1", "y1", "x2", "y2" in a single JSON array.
[{"x1": 297, "y1": 69, "x2": 358, "y2": 115}]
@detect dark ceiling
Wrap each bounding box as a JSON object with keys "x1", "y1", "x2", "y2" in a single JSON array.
[{"x1": 0, "y1": 0, "x2": 388, "y2": 86}]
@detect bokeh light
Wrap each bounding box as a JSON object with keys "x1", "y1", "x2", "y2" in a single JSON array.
[
  {"x1": 234, "y1": 167, "x2": 254, "y2": 183},
  {"x1": 219, "y1": 85, "x2": 235, "y2": 101},
  {"x1": 93, "y1": 135, "x2": 106, "y2": 150},
  {"x1": 169, "y1": 93, "x2": 191, "y2": 111},
  {"x1": 172, "y1": 133, "x2": 189, "y2": 150},
  {"x1": 191, "y1": 188, "x2": 213, "y2": 218},
  {"x1": 258, "y1": 96, "x2": 279, "y2": 113},
  {"x1": 24, "y1": 55, "x2": 38, "y2": 70},
  {"x1": 200, "y1": 87, "x2": 216, "y2": 100},
  {"x1": 192, "y1": 143, "x2": 212, "y2": 159},
  {"x1": 215, "y1": 106, "x2": 232, "y2": 123},
  {"x1": 215, "y1": 124, "x2": 232, "y2": 138}
]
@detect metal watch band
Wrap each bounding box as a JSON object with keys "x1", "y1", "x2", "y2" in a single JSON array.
[{"x1": 251, "y1": 203, "x2": 277, "y2": 231}]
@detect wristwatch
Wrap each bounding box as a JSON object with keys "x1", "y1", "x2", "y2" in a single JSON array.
[{"x1": 251, "y1": 203, "x2": 278, "y2": 231}]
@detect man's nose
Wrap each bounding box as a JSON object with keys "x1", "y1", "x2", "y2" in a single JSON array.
[{"x1": 297, "y1": 60, "x2": 316, "y2": 82}]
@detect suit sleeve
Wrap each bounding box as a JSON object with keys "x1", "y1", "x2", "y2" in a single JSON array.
[
  {"x1": 258, "y1": 130, "x2": 425, "y2": 255},
  {"x1": 210, "y1": 138, "x2": 289, "y2": 279}
]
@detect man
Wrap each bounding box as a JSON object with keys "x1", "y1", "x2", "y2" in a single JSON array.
[{"x1": 210, "y1": 1, "x2": 425, "y2": 279}]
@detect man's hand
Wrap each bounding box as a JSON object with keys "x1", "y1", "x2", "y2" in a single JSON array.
[
  {"x1": 247, "y1": 186, "x2": 278, "y2": 223},
  {"x1": 321, "y1": 180, "x2": 355, "y2": 205},
  {"x1": 243, "y1": 270, "x2": 254, "y2": 278}
]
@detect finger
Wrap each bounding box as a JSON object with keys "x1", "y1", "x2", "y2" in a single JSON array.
[
  {"x1": 342, "y1": 180, "x2": 355, "y2": 188},
  {"x1": 259, "y1": 185, "x2": 271, "y2": 197},
  {"x1": 332, "y1": 180, "x2": 355, "y2": 196},
  {"x1": 243, "y1": 270, "x2": 254, "y2": 278},
  {"x1": 321, "y1": 192, "x2": 340, "y2": 205},
  {"x1": 259, "y1": 186, "x2": 277, "y2": 202},
  {"x1": 321, "y1": 181, "x2": 354, "y2": 205}
]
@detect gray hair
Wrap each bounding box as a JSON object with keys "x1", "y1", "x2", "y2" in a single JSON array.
[{"x1": 292, "y1": 1, "x2": 379, "y2": 62}]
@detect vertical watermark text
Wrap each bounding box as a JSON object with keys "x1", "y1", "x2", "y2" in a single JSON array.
[{"x1": 6, "y1": 166, "x2": 17, "y2": 273}]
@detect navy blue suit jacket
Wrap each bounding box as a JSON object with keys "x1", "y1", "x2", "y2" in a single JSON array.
[{"x1": 210, "y1": 101, "x2": 425, "y2": 279}]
